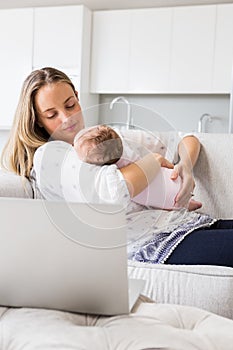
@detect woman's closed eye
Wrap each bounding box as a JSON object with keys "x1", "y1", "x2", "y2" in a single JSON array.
[
  {"x1": 66, "y1": 98, "x2": 78, "y2": 109},
  {"x1": 47, "y1": 112, "x2": 57, "y2": 119},
  {"x1": 66, "y1": 103, "x2": 75, "y2": 109},
  {"x1": 46, "y1": 104, "x2": 76, "y2": 118}
]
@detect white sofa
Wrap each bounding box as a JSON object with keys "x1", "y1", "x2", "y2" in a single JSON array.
[
  {"x1": 1, "y1": 297, "x2": 233, "y2": 349},
  {"x1": 129, "y1": 132, "x2": 233, "y2": 319},
  {"x1": 1, "y1": 132, "x2": 233, "y2": 348}
]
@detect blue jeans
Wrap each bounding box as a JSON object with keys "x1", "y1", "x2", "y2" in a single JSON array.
[{"x1": 166, "y1": 220, "x2": 233, "y2": 267}]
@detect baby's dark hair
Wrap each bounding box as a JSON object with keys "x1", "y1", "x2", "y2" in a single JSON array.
[{"x1": 75, "y1": 125, "x2": 123, "y2": 165}]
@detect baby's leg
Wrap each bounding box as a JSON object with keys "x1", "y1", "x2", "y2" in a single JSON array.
[{"x1": 188, "y1": 199, "x2": 202, "y2": 211}]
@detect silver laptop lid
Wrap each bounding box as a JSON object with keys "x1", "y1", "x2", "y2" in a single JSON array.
[{"x1": 0, "y1": 198, "x2": 133, "y2": 315}]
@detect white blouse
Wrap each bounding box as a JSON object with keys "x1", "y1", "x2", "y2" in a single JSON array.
[{"x1": 31, "y1": 129, "x2": 191, "y2": 206}]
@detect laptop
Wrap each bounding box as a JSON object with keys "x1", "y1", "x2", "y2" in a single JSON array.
[{"x1": 0, "y1": 198, "x2": 145, "y2": 315}]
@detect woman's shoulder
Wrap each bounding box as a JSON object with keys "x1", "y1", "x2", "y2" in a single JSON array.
[
  {"x1": 35, "y1": 140, "x2": 72, "y2": 154},
  {"x1": 32, "y1": 140, "x2": 130, "y2": 204},
  {"x1": 34, "y1": 140, "x2": 74, "y2": 162}
]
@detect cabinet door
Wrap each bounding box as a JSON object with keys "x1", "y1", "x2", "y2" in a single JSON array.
[
  {"x1": 90, "y1": 10, "x2": 131, "y2": 93},
  {"x1": 129, "y1": 8, "x2": 172, "y2": 92},
  {"x1": 33, "y1": 6, "x2": 83, "y2": 70},
  {"x1": 212, "y1": 4, "x2": 233, "y2": 92},
  {"x1": 0, "y1": 9, "x2": 33, "y2": 128},
  {"x1": 169, "y1": 5, "x2": 216, "y2": 92}
]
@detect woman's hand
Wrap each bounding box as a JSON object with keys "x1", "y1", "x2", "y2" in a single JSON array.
[
  {"x1": 171, "y1": 162, "x2": 195, "y2": 208},
  {"x1": 170, "y1": 135, "x2": 201, "y2": 208}
]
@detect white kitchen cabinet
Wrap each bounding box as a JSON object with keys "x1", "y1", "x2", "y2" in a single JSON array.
[
  {"x1": 212, "y1": 4, "x2": 233, "y2": 93},
  {"x1": 91, "y1": 8, "x2": 172, "y2": 93},
  {"x1": 169, "y1": 5, "x2": 216, "y2": 92},
  {"x1": 91, "y1": 6, "x2": 216, "y2": 93},
  {"x1": 33, "y1": 6, "x2": 83, "y2": 71},
  {"x1": 0, "y1": 5, "x2": 98, "y2": 130},
  {"x1": 0, "y1": 8, "x2": 33, "y2": 128},
  {"x1": 91, "y1": 5, "x2": 233, "y2": 94},
  {"x1": 33, "y1": 5, "x2": 98, "y2": 122},
  {"x1": 90, "y1": 10, "x2": 131, "y2": 93},
  {"x1": 129, "y1": 8, "x2": 172, "y2": 92}
]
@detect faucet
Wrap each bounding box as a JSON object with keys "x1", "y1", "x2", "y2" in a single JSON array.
[
  {"x1": 109, "y1": 96, "x2": 132, "y2": 130},
  {"x1": 198, "y1": 113, "x2": 214, "y2": 132}
]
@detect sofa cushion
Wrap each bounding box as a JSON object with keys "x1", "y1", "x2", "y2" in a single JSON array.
[
  {"x1": 128, "y1": 261, "x2": 233, "y2": 319},
  {"x1": 0, "y1": 169, "x2": 33, "y2": 198},
  {"x1": 1, "y1": 301, "x2": 233, "y2": 349}
]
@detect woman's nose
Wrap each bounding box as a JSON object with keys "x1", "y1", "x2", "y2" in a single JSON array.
[{"x1": 59, "y1": 111, "x2": 70, "y2": 123}]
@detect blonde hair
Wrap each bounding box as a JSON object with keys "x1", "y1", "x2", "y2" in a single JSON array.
[{"x1": 1, "y1": 67, "x2": 76, "y2": 178}]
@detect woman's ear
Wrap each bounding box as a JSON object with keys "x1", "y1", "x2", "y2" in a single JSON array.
[{"x1": 36, "y1": 119, "x2": 43, "y2": 128}]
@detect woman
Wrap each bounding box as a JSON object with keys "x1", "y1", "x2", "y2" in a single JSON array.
[{"x1": 1, "y1": 67, "x2": 233, "y2": 267}]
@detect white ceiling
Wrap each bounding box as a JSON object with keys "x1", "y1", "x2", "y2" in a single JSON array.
[{"x1": 0, "y1": 0, "x2": 233, "y2": 10}]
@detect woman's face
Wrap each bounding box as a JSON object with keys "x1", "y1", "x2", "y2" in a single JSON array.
[{"x1": 35, "y1": 82, "x2": 84, "y2": 144}]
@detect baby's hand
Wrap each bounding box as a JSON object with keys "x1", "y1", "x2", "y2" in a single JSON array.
[{"x1": 153, "y1": 153, "x2": 174, "y2": 169}]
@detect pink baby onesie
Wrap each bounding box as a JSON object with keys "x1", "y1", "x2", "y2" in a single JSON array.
[{"x1": 132, "y1": 167, "x2": 181, "y2": 210}]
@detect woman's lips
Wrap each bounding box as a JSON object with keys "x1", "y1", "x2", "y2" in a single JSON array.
[{"x1": 64, "y1": 123, "x2": 77, "y2": 132}]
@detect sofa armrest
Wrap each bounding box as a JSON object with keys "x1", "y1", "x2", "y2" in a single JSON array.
[
  {"x1": 0, "y1": 169, "x2": 33, "y2": 198},
  {"x1": 194, "y1": 133, "x2": 233, "y2": 218}
]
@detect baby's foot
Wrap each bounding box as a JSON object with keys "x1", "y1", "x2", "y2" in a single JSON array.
[{"x1": 188, "y1": 199, "x2": 202, "y2": 211}]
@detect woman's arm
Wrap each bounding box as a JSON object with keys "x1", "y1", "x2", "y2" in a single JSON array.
[
  {"x1": 171, "y1": 135, "x2": 201, "y2": 207},
  {"x1": 34, "y1": 141, "x2": 171, "y2": 204},
  {"x1": 176, "y1": 135, "x2": 201, "y2": 168},
  {"x1": 32, "y1": 140, "x2": 173, "y2": 204},
  {"x1": 120, "y1": 153, "x2": 174, "y2": 197}
]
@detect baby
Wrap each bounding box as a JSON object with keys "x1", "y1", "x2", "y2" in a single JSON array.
[{"x1": 74, "y1": 125, "x2": 202, "y2": 211}]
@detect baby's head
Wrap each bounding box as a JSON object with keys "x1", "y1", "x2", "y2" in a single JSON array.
[{"x1": 74, "y1": 125, "x2": 123, "y2": 165}]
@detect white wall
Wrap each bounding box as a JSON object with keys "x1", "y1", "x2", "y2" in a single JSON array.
[{"x1": 99, "y1": 94, "x2": 229, "y2": 133}]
